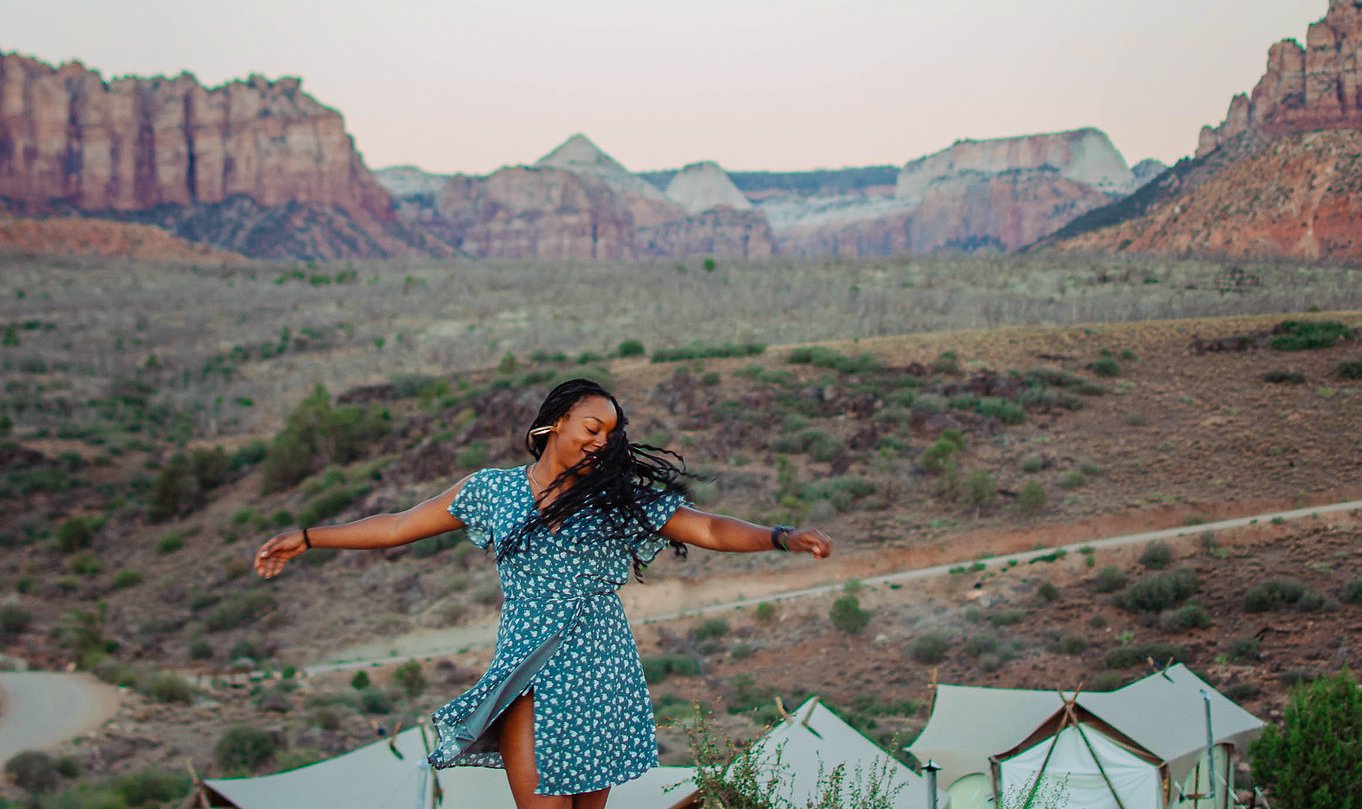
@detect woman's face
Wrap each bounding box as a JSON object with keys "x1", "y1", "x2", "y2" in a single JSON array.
[{"x1": 552, "y1": 395, "x2": 618, "y2": 469}]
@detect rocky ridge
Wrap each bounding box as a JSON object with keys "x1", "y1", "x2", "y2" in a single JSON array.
[
  {"x1": 1198, "y1": 0, "x2": 1362, "y2": 157},
  {"x1": 379, "y1": 129, "x2": 1139, "y2": 260},
  {"x1": 0, "y1": 52, "x2": 441, "y2": 259},
  {"x1": 1047, "y1": 1, "x2": 1362, "y2": 262}
]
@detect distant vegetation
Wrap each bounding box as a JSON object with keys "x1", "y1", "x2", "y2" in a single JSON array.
[{"x1": 639, "y1": 165, "x2": 900, "y2": 196}]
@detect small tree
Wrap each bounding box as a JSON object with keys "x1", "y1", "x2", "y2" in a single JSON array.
[
  {"x1": 393, "y1": 660, "x2": 426, "y2": 699},
  {"x1": 829, "y1": 595, "x2": 870, "y2": 634},
  {"x1": 1250, "y1": 668, "x2": 1362, "y2": 808}
]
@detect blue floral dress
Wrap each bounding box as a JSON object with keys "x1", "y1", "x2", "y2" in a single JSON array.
[{"x1": 426, "y1": 464, "x2": 688, "y2": 796}]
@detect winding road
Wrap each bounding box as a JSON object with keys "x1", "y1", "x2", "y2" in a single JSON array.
[{"x1": 1, "y1": 499, "x2": 1358, "y2": 761}]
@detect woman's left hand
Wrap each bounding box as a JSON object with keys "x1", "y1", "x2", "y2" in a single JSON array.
[{"x1": 787, "y1": 528, "x2": 833, "y2": 559}]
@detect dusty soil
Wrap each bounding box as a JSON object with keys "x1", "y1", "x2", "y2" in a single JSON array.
[{"x1": 1, "y1": 310, "x2": 1360, "y2": 794}]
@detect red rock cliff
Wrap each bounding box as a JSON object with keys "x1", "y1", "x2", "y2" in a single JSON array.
[
  {"x1": 0, "y1": 52, "x2": 392, "y2": 220},
  {"x1": 1198, "y1": 0, "x2": 1362, "y2": 156}
]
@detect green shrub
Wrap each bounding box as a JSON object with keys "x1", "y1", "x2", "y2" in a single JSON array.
[
  {"x1": 215, "y1": 726, "x2": 278, "y2": 772},
  {"x1": 1263, "y1": 370, "x2": 1307, "y2": 385},
  {"x1": 1269, "y1": 320, "x2": 1355, "y2": 351},
  {"x1": 910, "y1": 633, "x2": 951, "y2": 664},
  {"x1": 829, "y1": 595, "x2": 870, "y2": 634},
  {"x1": 142, "y1": 673, "x2": 194, "y2": 704},
  {"x1": 988, "y1": 609, "x2": 1026, "y2": 626},
  {"x1": 189, "y1": 640, "x2": 214, "y2": 660},
  {"x1": 156, "y1": 532, "x2": 184, "y2": 554},
  {"x1": 961, "y1": 470, "x2": 996, "y2": 510},
  {"x1": 1117, "y1": 569, "x2": 1198, "y2": 613},
  {"x1": 919, "y1": 436, "x2": 961, "y2": 475},
  {"x1": 392, "y1": 661, "x2": 426, "y2": 699},
  {"x1": 1244, "y1": 578, "x2": 1328, "y2": 612},
  {"x1": 260, "y1": 385, "x2": 391, "y2": 493},
  {"x1": 4, "y1": 750, "x2": 58, "y2": 793},
  {"x1": 641, "y1": 654, "x2": 702, "y2": 684},
  {"x1": 1092, "y1": 566, "x2": 1127, "y2": 593},
  {"x1": 800, "y1": 477, "x2": 877, "y2": 513},
  {"x1": 359, "y1": 687, "x2": 393, "y2": 714},
  {"x1": 1139, "y1": 542, "x2": 1172, "y2": 569},
  {"x1": 1091, "y1": 357, "x2": 1121, "y2": 377},
  {"x1": 112, "y1": 569, "x2": 142, "y2": 589},
  {"x1": 693, "y1": 619, "x2": 730, "y2": 641},
  {"x1": 0, "y1": 605, "x2": 31, "y2": 638},
  {"x1": 754, "y1": 602, "x2": 776, "y2": 623},
  {"x1": 1047, "y1": 634, "x2": 1089, "y2": 655},
  {"x1": 116, "y1": 768, "x2": 191, "y2": 806},
  {"x1": 1058, "y1": 468, "x2": 1087, "y2": 489},
  {"x1": 1249, "y1": 668, "x2": 1362, "y2": 807},
  {"x1": 1036, "y1": 581, "x2": 1060, "y2": 603},
  {"x1": 350, "y1": 671, "x2": 371, "y2": 690},
  {"x1": 1338, "y1": 360, "x2": 1362, "y2": 380},
  {"x1": 1162, "y1": 603, "x2": 1212, "y2": 630},
  {"x1": 1017, "y1": 481, "x2": 1047, "y2": 515},
  {"x1": 1228, "y1": 637, "x2": 1261, "y2": 663},
  {"x1": 932, "y1": 351, "x2": 959, "y2": 374},
  {"x1": 204, "y1": 592, "x2": 276, "y2": 632},
  {"x1": 55, "y1": 517, "x2": 93, "y2": 554},
  {"x1": 616, "y1": 339, "x2": 645, "y2": 358},
  {"x1": 1019, "y1": 453, "x2": 1045, "y2": 473},
  {"x1": 964, "y1": 634, "x2": 999, "y2": 658},
  {"x1": 1342, "y1": 579, "x2": 1362, "y2": 605},
  {"x1": 651, "y1": 342, "x2": 765, "y2": 363}
]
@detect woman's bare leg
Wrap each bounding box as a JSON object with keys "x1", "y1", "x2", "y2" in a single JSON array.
[
  {"x1": 498, "y1": 691, "x2": 571, "y2": 809},
  {"x1": 572, "y1": 787, "x2": 610, "y2": 809},
  {"x1": 497, "y1": 690, "x2": 614, "y2": 809}
]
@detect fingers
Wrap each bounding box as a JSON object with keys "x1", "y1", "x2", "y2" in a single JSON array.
[
  {"x1": 255, "y1": 536, "x2": 291, "y2": 579},
  {"x1": 793, "y1": 529, "x2": 833, "y2": 559}
]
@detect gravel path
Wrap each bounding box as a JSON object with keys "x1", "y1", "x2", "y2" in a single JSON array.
[
  {"x1": 304, "y1": 499, "x2": 1362, "y2": 673},
  {"x1": 0, "y1": 672, "x2": 121, "y2": 764}
]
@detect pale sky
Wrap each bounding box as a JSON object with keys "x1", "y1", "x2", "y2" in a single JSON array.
[{"x1": 1, "y1": 0, "x2": 1330, "y2": 175}]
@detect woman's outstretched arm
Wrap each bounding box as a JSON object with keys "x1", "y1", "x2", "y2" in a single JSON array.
[
  {"x1": 658, "y1": 506, "x2": 832, "y2": 559},
  {"x1": 254, "y1": 473, "x2": 473, "y2": 579}
]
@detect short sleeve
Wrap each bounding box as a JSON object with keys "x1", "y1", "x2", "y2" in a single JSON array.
[
  {"x1": 447, "y1": 469, "x2": 494, "y2": 550},
  {"x1": 630, "y1": 488, "x2": 690, "y2": 564}
]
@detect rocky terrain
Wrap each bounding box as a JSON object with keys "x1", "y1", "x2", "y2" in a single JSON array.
[
  {"x1": 379, "y1": 128, "x2": 1145, "y2": 261},
  {"x1": 0, "y1": 53, "x2": 443, "y2": 260},
  {"x1": 1050, "y1": 0, "x2": 1362, "y2": 263},
  {"x1": 1, "y1": 303, "x2": 1359, "y2": 800},
  {"x1": 0, "y1": 217, "x2": 245, "y2": 263}
]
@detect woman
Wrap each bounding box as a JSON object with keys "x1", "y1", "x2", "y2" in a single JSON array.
[{"x1": 255, "y1": 378, "x2": 832, "y2": 809}]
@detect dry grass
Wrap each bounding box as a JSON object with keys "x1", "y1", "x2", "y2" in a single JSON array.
[{"x1": 3, "y1": 252, "x2": 1361, "y2": 437}]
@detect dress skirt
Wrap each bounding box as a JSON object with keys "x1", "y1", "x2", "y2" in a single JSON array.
[{"x1": 424, "y1": 464, "x2": 687, "y2": 797}]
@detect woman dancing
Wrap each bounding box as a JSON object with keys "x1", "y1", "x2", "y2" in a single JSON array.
[{"x1": 255, "y1": 378, "x2": 833, "y2": 809}]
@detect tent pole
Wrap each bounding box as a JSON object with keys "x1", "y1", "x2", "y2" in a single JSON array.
[
  {"x1": 1200, "y1": 689, "x2": 1217, "y2": 807},
  {"x1": 1072, "y1": 722, "x2": 1128, "y2": 809}
]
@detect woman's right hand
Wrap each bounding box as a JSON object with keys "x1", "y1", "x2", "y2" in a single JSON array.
[{"x1": 255, "y1": 530, "x2": 307, "y2": 579}]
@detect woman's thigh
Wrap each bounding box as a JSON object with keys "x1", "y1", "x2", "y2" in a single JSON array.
[{"x1": 497, "y1": 691, "x2": 611, "y2": 809}]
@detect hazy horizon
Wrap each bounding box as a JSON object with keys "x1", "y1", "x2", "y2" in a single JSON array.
[{"x1": 2, "y1": 0, "x2": 1329, "y2": 176}]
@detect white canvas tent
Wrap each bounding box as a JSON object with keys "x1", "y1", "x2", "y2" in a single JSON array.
[
  {"x1": 665, "y1": 697, "x2": 949, "y2": 809},
  {"x1": 908, "y1": 665, "x2": 1264, "y2": 809},
  {"x1": 996, "y1": 722, "x2": 1162, "y2": 809},
  {"x1": 201, "y1": 726, "x2": 696, "y2": 808}
]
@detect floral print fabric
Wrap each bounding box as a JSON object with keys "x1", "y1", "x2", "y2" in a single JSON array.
[{"x1": 426, "y1": 465, "x2": 687, "y2": 795}]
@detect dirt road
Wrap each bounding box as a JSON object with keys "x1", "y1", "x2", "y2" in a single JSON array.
[
  {"x1": 306, "y1": 499, "x2": 1362, "y2": 673},
  {"x1": 0, "y1": 672, "x2": 121, "y2": 764}
]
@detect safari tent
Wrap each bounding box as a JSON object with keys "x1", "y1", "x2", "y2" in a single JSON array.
[
  {"x1": 907, "y1": 665, "x2": 1264, "y2": 809},
  {"x1": 666, "y1": 697, "x2": 951, "y2": 809},
  {"x1": 198, "y1": 725, "x2": 696, "y2": 808}
]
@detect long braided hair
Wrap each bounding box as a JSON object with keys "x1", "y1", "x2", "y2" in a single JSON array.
[{"x1": 497, "y1": 378, "x2": 692, "y2": 581}]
